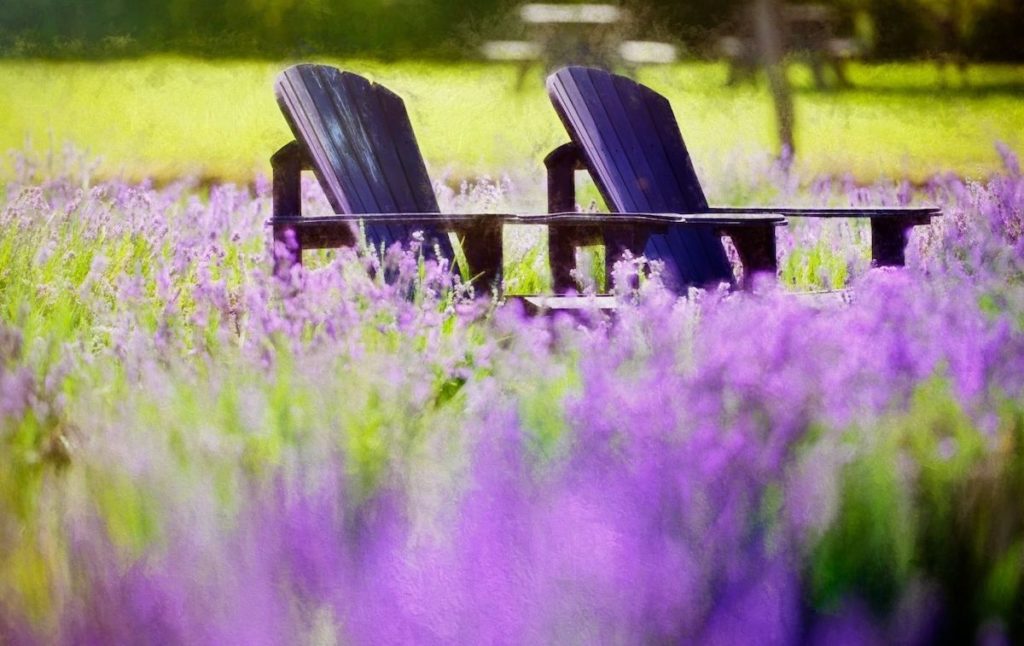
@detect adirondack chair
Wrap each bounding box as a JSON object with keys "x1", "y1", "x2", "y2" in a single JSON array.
[
  {"x1": 544, "y1": 66, "x2": 940, "y2": 292},
  {"x1": 268, "y1": 61, "x2": 778, "y2": 305},
  {"x1": 274, "y1": 64, "x2": 458, "y2": 255},
  {"x1": 270, "y1": 63, "x2": 513, "y2": 290},
  {"x1": 270, "y1": 63, "x2": 766, "y2": 305}
]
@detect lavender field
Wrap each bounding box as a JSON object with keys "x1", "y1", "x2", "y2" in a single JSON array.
[{"x1": 1, "y1": 144, "x2": 1023, "y2": 644}]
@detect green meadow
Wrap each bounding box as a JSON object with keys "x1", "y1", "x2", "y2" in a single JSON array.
[{"x1": 1, "y1": 57, "x2": 1022, "y2": 185}]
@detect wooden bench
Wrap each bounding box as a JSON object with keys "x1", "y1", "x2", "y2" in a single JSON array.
[
  {"x1": 718, "y1": 3, "x2": 860, "y2": 90},
  {"x1": 480, "y1": 3, "x2": 677, "y2": 89}
]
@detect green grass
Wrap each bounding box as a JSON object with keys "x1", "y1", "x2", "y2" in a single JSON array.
[{"x1": 1, "y1": 57, "x2": 1021, "y2": 184}]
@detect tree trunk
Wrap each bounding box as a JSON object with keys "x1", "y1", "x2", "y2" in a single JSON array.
[{"x1": 752, "y1": 0, "x2": 795, "y2": 158}]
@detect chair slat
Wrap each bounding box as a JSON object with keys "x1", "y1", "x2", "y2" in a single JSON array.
[
  {"x1": 632, "y1": 85, "x2": 710, "y2": 211},
  {"x1": 631, "y1": 82, "x2": 731, "y2": 286},
  {"x1": 583, "y1": 68, "x2": 663, "y2": 211},
  {"x1": 275, "y1": 69, "x2": 354, "y2": 213},
  {"x1": 548, "y1": 70, "x2": 637, "y2": 212},
  {"x1": 320, "y1": 68, "x2": 402, "y2": 247},
  {"x1": 372, "y1": 85, "x2": 441, "y2": 214},
  {"x1": 296, "y1": 66, "x2": 379, "y2": 212},
  {"x1": 596, "y1": 69, "x2": 707, "y2": 281}
]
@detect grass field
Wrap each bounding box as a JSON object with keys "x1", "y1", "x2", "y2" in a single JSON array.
[{"x1": 1, "y1": 57, "x2": 1022, "y2": 186}]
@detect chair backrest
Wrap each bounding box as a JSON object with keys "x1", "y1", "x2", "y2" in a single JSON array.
[
  {"x1": 274, "y1": 64, "x2": 453, "y2": 258},
  {"x1": 546, "y1": 66, "x2": 732, "y2": 288}
]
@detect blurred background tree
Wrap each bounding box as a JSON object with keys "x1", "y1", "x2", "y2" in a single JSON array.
[{"x1": 1, "y1": 0, "x2": 1021, "y2": 61}]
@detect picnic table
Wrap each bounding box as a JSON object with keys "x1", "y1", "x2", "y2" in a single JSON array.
[
  {"x1": 480, "y1": 3, "x2": 677, "y2": 89},
  {"x1": 718, "y1": 3, "x2": 859, "y2": 90}
]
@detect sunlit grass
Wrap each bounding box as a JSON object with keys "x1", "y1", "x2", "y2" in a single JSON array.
[{"x1": 1, "y1": 57, "x2": 1021, "y2": 185}]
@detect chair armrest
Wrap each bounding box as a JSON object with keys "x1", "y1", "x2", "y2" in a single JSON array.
[
  {"x1": 270, "y1": 213, "x2": 508, "y2": 230},
  {"x1": 706, "y1": 205, "x2": 939, "y2": 224},
  {"x1": 271, "y1": 141, "x2": 312, "y2": 219},
  {"x1": 707, "y1": 205, "x2": 940, "y2": 267},
  {"x1": 522, "y1": 211, "x2": 785, "y2": 292},
  {"x1": 268, "y1": 213, "x2": 507, "y2": 260}
]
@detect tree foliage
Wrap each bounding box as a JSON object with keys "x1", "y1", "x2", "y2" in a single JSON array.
[{"x1": 0, "y1": 0, "x2": 1021, "y2": 60}]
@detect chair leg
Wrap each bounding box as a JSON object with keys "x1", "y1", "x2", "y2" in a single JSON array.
[
  {"x1": 548, "y1": 225, "x2": 602, "y2": 294},
  {"x1": 544, "y1": 142, "x2": 582, "y2": 213},
  {"x1": 458, "y1": 219, "x2": 504, "y2": 297},
  {"x1": 272, "y1": 223, "x2": 302, "y2": 278},
  {"x1": 723, "y1": 224, "x2": 778, "y2": 289},
  {"x1": 544, "y1": 142, "x2": 586, "y2": 293},
  {"x1": 271, "y1": 141, "x2": 305, "y2": 277},
  {"x1": 871, "y1": 219, "x2": 914, "y2": 267},
  {"x1": 548, "y1": 227, "x2": 578, "y2": 294},
  {"x1": 604, "y1": 227, "x2": 647, "y2": 292}
]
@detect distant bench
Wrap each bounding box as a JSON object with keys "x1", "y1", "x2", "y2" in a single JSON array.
[
  {"x1": 718, "y1": 3, "x2": 860, "y2": 90},
  {"x1": 481, "y1": 3, "x2": 678, "y2": 88}
]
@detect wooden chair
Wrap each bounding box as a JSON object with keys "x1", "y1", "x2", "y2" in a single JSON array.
[
  {"x1": 270, "y1": 63, "x2": 772, "y2": 307},
  {"x1": 269, "y1": 64, "x2": 784, "y2": 308},
  {"x1": 270, "y1": 63, "x2": 513, "y2": 292},
  {"x1": 544, "y1": 66, "x2": 939, "y2": 293},
  {"x1": 272, "y1": 64, "x2": 453, "y2": 258}
]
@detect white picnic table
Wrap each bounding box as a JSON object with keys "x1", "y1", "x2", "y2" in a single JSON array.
[
  {"x1": 718, "y1": 3, "x2": 859, "y2": 89},
  {"x1": 481, "y1": 3, "x2": 677, "y2": 88}
]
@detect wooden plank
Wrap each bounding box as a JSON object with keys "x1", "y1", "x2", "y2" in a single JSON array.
[
  {"x1": 357, "y1": 83, "x2": 431, "y2": 214},
  {"x1": 583, "y1": 68, "x2": 663, "y2": 210},
  {"x1": 333, "y1": 72, "x2": 400, "y2": 212},
  {"x1": 290, "y1": 67, "x2": 376, "y2": 213},
  {"x1": 347, "y1": 73, "x2": 445, "y2": 248},
  {"x1": 269, "y1": 212, "x2": 502, "y2": 294},
  {"x1": 630, "y1": 78, "x2": 734, "y2": 286},
  {"x1": 709, "y1": 205, "x2": 937, "y2": 266},
  {"x1": 550, "y1": 69, "x2": 677, "y2": 272},
  {"x1": 370, "y1": 83, "x2": 454, "y2": 259},
  {"x1": 555, "y1": 68, "x2": 696, "y2": 281},
  {"x1": 334, "y1": 71, "x2": 406, "y2": 249},
  {"x1": 636, "y1": 83, "x2": 710, "y2": 211},
  {"x1": 373, "y1": 85, "x2": 441, "y2": 213},
  {"x1": 517, "y1": 295, "x2": 618, "y2": 313},
  {"x1": 280, "y1": 66, "x2": 397, "y2": 243},
  {"x1": 606, "y1": 74, "x2": 680, "y2": 212},
  {"x1": 547, "y1": 70, "x2": 636, "y2": 212},
  {"x1": 275, "y1": 68, "x2": 353, "y2": 213},
  {"x1": 614, "y1": 68, "x2": 729, "y2": 286},
  {"x1": 606, "y1": 71, "x2": 724, "y2": 286},
  {"x1": 705, "y1": 206, "x2": 938, "y2": 221},
  {"x1": 273, "y1": 210, "x2": 783, "y2": 227},
  {"x1": 309, "y1": 67, "x2": 400, "y2": 247}
]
